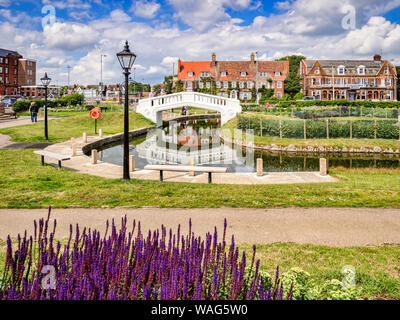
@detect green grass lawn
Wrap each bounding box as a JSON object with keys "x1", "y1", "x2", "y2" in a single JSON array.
[
  {"x1": 0, "y1": 149, "x2": 400, "y2": 208},
  {"x1": 240, "y1": 243, "x2": 400, "y2": 300},
  {"x1": 222, "y1": 118, "x2": 400, "y2": 150},
  {"x1": 0, "y1": 112, "x2": 155, "y2": 143}
]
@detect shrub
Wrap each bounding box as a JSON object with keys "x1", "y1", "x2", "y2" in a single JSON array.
[
  {"x1": 0, "y1": 207, "x2": 291, "y2": 301},
  {"x1": 12, "y1": 94, "x2": 84, "y2": 113}
]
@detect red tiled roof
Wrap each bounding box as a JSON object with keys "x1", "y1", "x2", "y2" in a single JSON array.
[{"x1": 178, "y1": 61, "x2": 213, "y2": 80}]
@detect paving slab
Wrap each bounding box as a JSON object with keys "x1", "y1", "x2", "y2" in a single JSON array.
[{"x1": 0, "y1": 208, "x2": 399, "y2": 246}]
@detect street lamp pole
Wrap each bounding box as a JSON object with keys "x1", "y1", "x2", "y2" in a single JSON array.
[
  {"x1": 41, "y1": 73, "x2": 51, "y2": 141},
  {"x1": 117, "y1": 41, "x2": 136, "y2": 181}
]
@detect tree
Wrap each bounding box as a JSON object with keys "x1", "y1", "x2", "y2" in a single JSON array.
[
  {"x1": 276, "y1": 55, "x2": 306, "y2": 98},
  {"x1": 163, "y1": 76, "x2": 174, "y2": 94},
  {"x1": 284, "y1": 72, "x2": 303, "y2": 97},
  {"x1": 174, "y1": 80, "x2": 184, "y2": 93},
  {"x1": 153, "y1": 84, "x2": 162, "y2": 95}
]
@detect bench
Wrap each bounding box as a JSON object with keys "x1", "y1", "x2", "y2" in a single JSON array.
[
  {"x1": 144, "y1": 165, "x2": 227, "y2": 184},
  {"x1": 34, "y1": 151, "x2": 71, "y2": 169}
]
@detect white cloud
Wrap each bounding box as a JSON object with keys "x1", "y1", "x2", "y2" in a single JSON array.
[{"x1": 131, "y1": 0, "x2": 161, "y2": 19}]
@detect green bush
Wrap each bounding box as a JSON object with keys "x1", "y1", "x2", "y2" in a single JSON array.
[{"x1": 12, "y1": 94, "x2": 84, "y2": 113}]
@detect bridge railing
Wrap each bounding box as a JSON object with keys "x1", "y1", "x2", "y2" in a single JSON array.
[{"x1": 140, "y1": 92, "x2": 239, "y2": 108}]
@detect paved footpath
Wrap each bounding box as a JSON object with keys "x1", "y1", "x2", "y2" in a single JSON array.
[{"x1": 0, "y1": 208, "x2": 399, "y2": 246}]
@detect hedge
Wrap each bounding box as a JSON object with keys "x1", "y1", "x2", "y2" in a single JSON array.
[
  {"x1": 13, "y1": 94, "x2": 84, "y2": 113},
  {"x1": 238, "y1": 115, "x2": 400, "y2": 140}
]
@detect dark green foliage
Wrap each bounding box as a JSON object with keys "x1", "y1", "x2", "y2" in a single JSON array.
[{"x1": 12, "y1": 94, "x2": 84, "y2": 113}]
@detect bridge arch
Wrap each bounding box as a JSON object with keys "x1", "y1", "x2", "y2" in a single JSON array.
[{"x1": 136, "y1": 92, "x2": 242, "y2": 127}]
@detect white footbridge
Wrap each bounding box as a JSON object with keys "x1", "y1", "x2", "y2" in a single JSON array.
[{"x1": 136, "y1": 92, "x2": 242, "y2": 127}]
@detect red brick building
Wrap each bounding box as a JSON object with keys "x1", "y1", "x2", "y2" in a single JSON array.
[
  {"x1": 0, "y1": 49, "x2": 22, "y2": 96},
  {"x1": 177, "y1": 53, "x2": 289, "y2": 100},
  {"x1": 18, "y1": 59, "x2": 36, "y2": 86},
  {"x1": 299, "y1": 55, "x2": 398, "y2": 101}
]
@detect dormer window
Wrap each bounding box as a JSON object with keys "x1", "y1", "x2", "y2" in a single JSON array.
[
  {"x1": 275, "y1": 72, "x2": 281, "y2": 76},
  {"x1": 221, "y1": 72, "x2": 227, "y2": 76},
  {"x1": 337, "y1": 66, "x2": 345, "y2": 75},
  {"x1": 315, "y1": 67, "x2": 319, "y2": 74},
  {"x1": 357, "y1": 66, "x2": 365, "y2": 75},
  {"x1": 259, "y1": 72, "x2": 268, "y2": 77},
  {"x1": 241, "y1": 72, "x2": 247, "y2": 76},
  {"x1": 188, "y1": 72, "x2": 194, "y2": 77},
  {"x1": 385, "y1": 67, "x2": 389, "y2": 75}
]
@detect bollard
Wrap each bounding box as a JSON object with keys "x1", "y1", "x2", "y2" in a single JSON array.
[
  {"x1": 320, "y1": 158, "x2": 328, "y2": 176},
  {"x1": 99, "y1": 129, "x2": 103, "y2": 138},
  {"x1": 72, "y1": 143, "x2": 77, "y2": 157},
  {"x1": 257, "y1": 158, "x2": 263, "y2": 177},
  {"x1": 92, "y1": 149, "x2": 98, "y2": 165},
  {"x1": 83, "y1": 132, "x2": 87, "y2": 143},
  {"x1": 189, "y1": 159, "x2": 195, "y2": 176},
  {"x1": 129, "y1": 155, "x2": 136, "y2": 172},
  {"x1": 70, "y1": 137, "x2": 75, "y2": 149},
  {"x1": 98, "y1": 151, "x2": 103, "y2": 160}
]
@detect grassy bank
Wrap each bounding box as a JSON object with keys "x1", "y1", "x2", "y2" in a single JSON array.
[
  {"x1": 0, "y1": 112, "x2": 154, "y2": 143},
  {"x1": 1, "y1": 149, "x2": 400, "y2": 208},
  {"x1": 240, "y1": 243, "x2": 400, "y2": 300},
  {"x1": 223, "y1": 118, "x2": 400, "y2": 150}
]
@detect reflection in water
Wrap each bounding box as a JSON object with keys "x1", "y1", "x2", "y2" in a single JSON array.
[{"x1": 100, "y1": 120, "x2": 400, "y2": 172}]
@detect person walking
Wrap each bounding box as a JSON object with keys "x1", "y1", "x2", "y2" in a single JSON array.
[{"x1": 29, "y1": 102, "x2": 38, "y2": 123}]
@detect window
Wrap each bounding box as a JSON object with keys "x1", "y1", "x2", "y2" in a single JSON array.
[
  {"x1": 277, "y1": 81, "x2": 282, "y2": 89},
  {"x1": 221, "y1": 72, "x2": 227, "y2": 76},
  {"x1": 5, "y1": 68, "x2": 8, "y2": 74},
  {"x1": 223, "y1": 81, "x2": 228, "y2": 89},
  {"x1": 358, "y1": 66, "x2": 365, "y2": 75},
  {"x1": 386, "y1": 91, "x2": 391, "y2": 100},
  {"x1": 216, "y1": 81, "x2": 221, "y2": 89},
  {"x1": 247, "y1": 81, "x2": 252, "y2": 89},
  {"x1": 200, "y1": 72, "x2": 209, "y2": 77},
  {"x1": 315, "y1": 67, "x2": 319, "y2": 74},
  {"x1": 316, "y1": 78, "x2": 321, "y2": 86},
  {"x1": 337, "y1": 66, "x2": 345, "y2": 75},
  {"x1": 381, "y1": 79, "x2": 385, "y2": 87},
  {"x1": 5, "y1": 58, "x2": 8, "y2": 64},
  {"x1": 14, "y1": 69, "x2": 17, "y2": 75},
  {"x1": 311, "y1": 78, "x2": 315, "y2": 85},
  {"x1": 0, "y1": 58, "x2": 3, "y2": 63},
  {"x1": 206, "y1": 82, "x2": 211, "y2": 89},
  {"x1": 385, "y1": 67, "x2": 389, "y2": 75},
  {"x1": 188, "y1": 72, "x2": 194, "y2": 77},
  {"x1": 0, "y1": 76, "x2": 2, "y2": 83},
  {"x1": 231, "y1": 81, "x2": 236, "y2": 88},
  {"x1": 239, "y1": 81, "x2": 244, "y2": 89},
  {"x1": 341, "y1": 90, "x2": 346, "y2": 99},
  {"x1": 241, "y1": 72, "x2": 247, "y2": 76},
  {"x1": 361, "y1": 90, "x2": 366, "y2": 100},
  {"x1": 14, "y1": 79, "x2": 17, "y2": 84},
  {"x1": 275, "y1": 72, "x2": 281, "y2": 76},
  {"x1": 0, "y1": 67, "x2": 2, "y2": 73},
  {"x1": 187, "y1": 81, "x2": 192, "y2": 89},
  {"x1": 387, "y1": 78, "x2": 392, "y2": 86},
  {"x1": 277, "y1": 92, "x2": 282, "y2": 98},
  {"x1": 5, "y1": 77, "x2": 8, "y2": 83},
  {"x1": 257, "y1": 82, "x2": 262, "y2": 89},
  {"x1": 371, "y1": 79, "x2": 376, "y2": 86},
  {"x1": 199, "y1": 82, "x2": 204, "y2": 89},
  {"x1": 259, "y1": 72, "x2": 268, "y2": 77}
]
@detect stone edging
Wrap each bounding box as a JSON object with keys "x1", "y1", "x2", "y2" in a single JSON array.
[
  {"x1": 82, "y1": 127, "x2": 152, "y2": 155},
  {"x1": 220, "y1": 135, "x2": 400, "y2": 155}
]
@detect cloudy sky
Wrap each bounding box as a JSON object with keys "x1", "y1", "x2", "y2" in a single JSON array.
[{"x1": 1, "y1": 0, "x2": 400, "y2": 86}]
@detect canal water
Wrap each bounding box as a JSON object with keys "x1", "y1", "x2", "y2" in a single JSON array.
[{"x1": 98, "y1": 120, "x2": 400, "y2": 172}]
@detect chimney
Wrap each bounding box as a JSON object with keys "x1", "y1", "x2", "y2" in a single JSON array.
[
  {"x1": 250, "y1": 52, "x2": 255, "y2": 63},
  {"x1": 374, "y1": 54, "x2": 381, "y2": 62},
  {"x1": 212, "y1": 52, "x2": 216, "y2": 64}
]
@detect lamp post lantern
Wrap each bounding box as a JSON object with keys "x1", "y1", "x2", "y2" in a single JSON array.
[
  {"x1": 117, "y1": 41, "x2": 136, "y2": 181},
  {"x1": 40, "y1": 72, "x2": 52, "y2": 141}
]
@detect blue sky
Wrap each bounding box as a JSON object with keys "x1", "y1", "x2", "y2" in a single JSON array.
[{"x1": 1, "y1": 0, "x2": 399, "y2": 85}]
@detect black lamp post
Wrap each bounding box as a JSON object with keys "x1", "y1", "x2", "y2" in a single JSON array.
[
  {"x1": 117, "y1": 41, "x2": 136, "y2": 181},
  {"x1": 40, "y1": 73, "x2": 51, "y2": 140}
]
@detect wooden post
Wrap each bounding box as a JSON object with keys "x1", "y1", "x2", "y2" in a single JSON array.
[
  {"x1": 360, "y1": 106, "x2": 363, "y2": 117},
  {"x1": 320, "y1": 158, "x2": 328, "y2": 176},
  {"x1": 83, "y1": 132, "x2": 87, "y2": 143},
  {"x1": 91, "y1": 149, "x2": 98, "y2": 165},
  {"x1": 279, "y1": 120, "x2": 282, "y2": 139},
  {"x1": 257, "y1": 158, "x2": 263, "y2": 177},
  {"x1": 303, "y1": 119, "x2": 307, "y2": 140},
  {"x1": 260, "y1": 119, "x2": 262, "y2": 137},
  {"x1": 326, "y1": 119, "x2": 329, "y2": 139},
  {"x1": 350, "y1": 121, "x2": 353, "y2": 139},
  {"x1": 72, "y1": 143, "x2": 77, "y2": 157},
  {"x1": 129, "y1": 155, "x2": 135, "y2": 172},
  {"x1": 99, "y1": 129, "x2": 103, "y2": 138},
  {"x1": 189, "y1": 159, "x2": 195, "y2": 176},
  {"x1": 70, "y1": 137, "x2": 75, "y2": 149}
]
